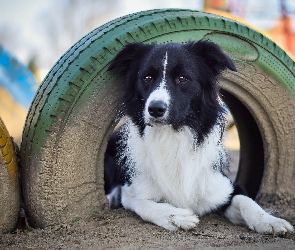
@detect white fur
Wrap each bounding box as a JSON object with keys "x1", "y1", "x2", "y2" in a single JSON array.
[
  {"x1": 121, "y1": 119, "x2": 233, "y2": 230},
  {"x1": 122, "y1": 191, "x2": 199, "y2": 231},
  {"x1": 144, "y1": 52, "x2": 170, "y2": 123},
  {"x1": 161, "y1": 51, "x2": 168, "y2": 87},
  {"x1": 225, "y1": 195, "x2": 294, "y2": 234},
  {"x1": 106, "y1": 186, "x2": 121, "y2": 205}
]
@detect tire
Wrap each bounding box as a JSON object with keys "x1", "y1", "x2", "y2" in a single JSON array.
[
  {"x1": 20, "y1": 9, "x2": 295, "y2": 228},
  {"x1": 0, "y1": 117, "x2": 20, "y2": 233}
]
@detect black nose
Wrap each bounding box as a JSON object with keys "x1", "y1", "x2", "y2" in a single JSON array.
[{"x1": 148, "y1": 101, "x2": 167, "y2": 118}]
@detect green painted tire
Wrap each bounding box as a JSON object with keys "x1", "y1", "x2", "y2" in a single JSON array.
[
  {"x1": 0, "y1": 117, "x2": 20, "y2": 233},
  {"x1": 20, "y1": 9, "x2": 295, "y2": 228}
]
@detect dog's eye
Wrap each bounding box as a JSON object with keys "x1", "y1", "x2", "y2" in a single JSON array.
[
  {"x1": 177, "y1": 75, "x2": 188, "y2": 83},
  {"x1": 144, "y1": 75, "x2": 153, "y2": 82}
]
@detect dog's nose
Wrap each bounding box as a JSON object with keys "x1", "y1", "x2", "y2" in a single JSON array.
[{"x1": 148, "y1": 101, "x2": 167, "y2": 118}]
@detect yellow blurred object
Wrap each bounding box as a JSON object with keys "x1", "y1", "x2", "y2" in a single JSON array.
[
  {"x1": 0, "y1": 87, "x2": 27, "y2": 144},
  {"x1": 224, "y1": 125, "x2": 240, "y2": 151}
]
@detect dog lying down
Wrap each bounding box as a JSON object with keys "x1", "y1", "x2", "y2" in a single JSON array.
[{"x1": 104, "y1": 40, "x2": 293, "y2": 234}]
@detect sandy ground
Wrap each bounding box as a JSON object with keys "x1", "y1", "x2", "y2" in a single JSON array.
[{"x1": 1, "y1": 204, "x2": 294, "y2": 250}]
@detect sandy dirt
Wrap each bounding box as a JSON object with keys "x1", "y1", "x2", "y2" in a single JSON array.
[{"x1": 1, "y1": 203, "x2": 294, "y2": 250}]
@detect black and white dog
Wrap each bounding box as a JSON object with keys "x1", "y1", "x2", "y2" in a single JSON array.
[{"x1": 104, "y1": 40, "x2": 293, "y2": 234}]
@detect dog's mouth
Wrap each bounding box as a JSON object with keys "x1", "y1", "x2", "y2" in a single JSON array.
[{"x1": 145, "y1": 118, "x2": 167, "y2": 127}]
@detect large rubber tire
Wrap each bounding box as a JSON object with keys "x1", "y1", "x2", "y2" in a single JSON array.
[
  {"x1": 0, "y1": 117, "x2": 20, "y2": 233},
  {"x1": 20, "y1": 9, "x2": 295, "y2": 228}
]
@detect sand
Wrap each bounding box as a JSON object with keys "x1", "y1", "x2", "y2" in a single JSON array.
[{"x1": 1, "y1": 203, "x2": 294, "y2": 250}]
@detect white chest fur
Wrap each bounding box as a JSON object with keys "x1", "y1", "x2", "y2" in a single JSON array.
[{"x1": 123, "y1": 120, "x2": 233, "y2": 215}]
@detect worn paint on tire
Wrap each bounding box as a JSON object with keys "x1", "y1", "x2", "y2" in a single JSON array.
[
  {"x1": 20, "y1": 9, "x2": 295, "y2": 228},
  {"x1": 0, "y1": 117, "x2": 20, "y2": 233}
]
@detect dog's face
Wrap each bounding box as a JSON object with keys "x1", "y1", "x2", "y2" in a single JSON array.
[
  {"x1": 108, "y1": 41, "x2": 236, "y2": 142},
  {"x1": 138, "y1": 44, "x2": 204, "y2": 128}
]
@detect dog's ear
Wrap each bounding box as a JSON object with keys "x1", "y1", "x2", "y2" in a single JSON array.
[
  {"x1": 108, "y1": 43, "x2": 152, "y2": 75},
  {"x1": 185, "y1": 40, "x2": 237, "y2": 76}
]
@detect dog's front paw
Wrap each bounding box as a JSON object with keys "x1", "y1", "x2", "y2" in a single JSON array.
[
  {"x1": 154, "y1": 204, "x2": 199, "y2": 231},
  {"x1": 249, "y1": 214, "x2": 294, "y2": 234},
  {"x1": 167, "y1": 208, "x2": 200, "y2": 231}
]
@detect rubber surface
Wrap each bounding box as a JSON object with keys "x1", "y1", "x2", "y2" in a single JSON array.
[
  {"x1": 0, "y1": 117, "x2": 20, "y2": 233},
  {"x1": 20, "y1": 9, "x2": 295, "y2": 228}
]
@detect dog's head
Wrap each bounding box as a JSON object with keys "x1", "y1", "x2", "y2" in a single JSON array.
[{"x1": 108, "y1": 40, "x2": 236, "y2": 142}]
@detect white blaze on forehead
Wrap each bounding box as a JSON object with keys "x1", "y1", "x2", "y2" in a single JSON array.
[
  {"x1": 160, "y1": 51, "x2": 168, "y2": 88},
  {"x1": 144, "y1": 51, "x2": 170, "y2": 122}
]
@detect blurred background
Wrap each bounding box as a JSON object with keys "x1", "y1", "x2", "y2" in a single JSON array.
[{"x1": 1, "y1": 0, "x2": 294, "y2": 147}]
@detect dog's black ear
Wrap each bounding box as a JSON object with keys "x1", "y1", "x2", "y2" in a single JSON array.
[
  {"x1": 108, "y1": 43, "x2": 152, "y2": 75},
  {"x1": 185, "y1": 40, "x2": 237, "y2": 76}
]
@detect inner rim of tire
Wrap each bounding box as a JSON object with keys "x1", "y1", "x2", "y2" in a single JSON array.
[{"x1": 221, "y1": 89, "x2": 264, "y2": 199}]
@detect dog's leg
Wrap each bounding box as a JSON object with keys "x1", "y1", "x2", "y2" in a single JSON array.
[
  {"x1": 224, "y1": 195, "x2": 294, "y2": 234},
  {"x1": 121, "y1": 184, "x2": 199, "y2": 231}
]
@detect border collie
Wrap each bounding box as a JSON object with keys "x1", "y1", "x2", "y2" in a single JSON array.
[{"x1": 104, "y1": 40, "x2": 293, "y2": 234}]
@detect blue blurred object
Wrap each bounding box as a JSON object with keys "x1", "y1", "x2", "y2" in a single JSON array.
[{"x1": 0, "y1": 46, "x2": 38, "y2": 110}]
